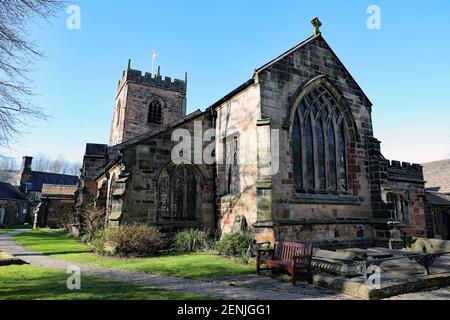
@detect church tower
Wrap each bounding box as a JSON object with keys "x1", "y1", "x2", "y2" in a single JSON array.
[{"x1": 109, "y1": 60, "x2": 187, "y2": 146}]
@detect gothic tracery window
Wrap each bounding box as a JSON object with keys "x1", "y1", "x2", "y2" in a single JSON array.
[
  {"x1": 157, "y1": 164, "x2": 200, "y2": 221},
  {"x1": 148, "y1": 99, "x2": 163, "y2": 124},
  {"x1": 292, "y1": 116, "x2": 302, "y2": 186},
  {"x1": 291, "y1": 86, "x2": 348, "y2": 192},
  {"x1": 304, "y1": 115, "x2": 314, "y2": 190}
]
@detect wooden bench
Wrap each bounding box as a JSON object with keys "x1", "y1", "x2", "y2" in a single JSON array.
[{"x1": 257, "y1": 241, "x2": 313, "y2": 286}]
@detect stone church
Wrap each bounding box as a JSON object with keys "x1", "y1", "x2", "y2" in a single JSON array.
[{"x1": 75, "y1": 19, "x2": 431, "y2": 248}]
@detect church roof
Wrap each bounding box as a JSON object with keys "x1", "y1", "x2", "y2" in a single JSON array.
[
  {"x1": 115, "y1": 109, "x2": 204, "y2": 151},
  {"x1": 425, "y1": 191, "x2": 450, "y2": 206},
  {"x1": 207, "y1": 33, "x2": 373, "y2": 111},
  {"x1": 0, "y1": 182, "x2": 26, "y2": 201},
  {"x1": 254, "y1": 34, "x2": 318, "y2": 74},
  {"x1": 254, "y1": 34, "x2": 373, "y2": 107},
  {"x1": 24, "y1": 171, "x2": 78, "y2": 192},
  {"x1": 423, "y1": 159, "x2": 450, "y2": 194}
]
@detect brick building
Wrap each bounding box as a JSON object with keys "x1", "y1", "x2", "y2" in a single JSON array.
[
  {"x1": 0, "y1": 156, "x2": 78, "y2": 228},
  {"x1": 422, "y1": 159, "x2": 450, "y2": 240},
  {"x1": 75, "y1": 19, "x2": 431, "y2": 248},
  {"x1": 0, "y1": 182, "x2": 27, "y2": 227}
]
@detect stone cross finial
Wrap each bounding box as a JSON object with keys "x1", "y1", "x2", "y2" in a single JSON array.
[{"x1": 311, "y1": 17, "x2": 322, "y2": 36}]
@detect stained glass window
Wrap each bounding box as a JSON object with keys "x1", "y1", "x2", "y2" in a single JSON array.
[
  {"x1": 305, "y1": 115, "x2": 314, "y2": 189},
  {"x1": 186, "y1": 169, "x2": 197, "y2": 220},
  {"x1": 157, "y1": 164, "x2": 200, "y2": 221},
  {"x1": 328, "y1": 121, "x2": 337, "y2": 190},
  {"x1": 148, "y1": 100, "x2": 163, "y2": 124},
  {"x1": 339, "y1": 122, "x2": 347, "y2": 191},
  {"x1": 157, "y1": 174, "x2": 170, "y2": 218},
  {"x1": 291, "y1": 85, "x2": 348, "y2": 193},
  {"x1": 317, "y1": 119, "x2": 326, "y2": 189},
  {"x1": 172, "y1": 166, "x2": 185, "y2": 219},
  {"x1": 292, "y1": 114, "x2": 302, "y2": 187}
]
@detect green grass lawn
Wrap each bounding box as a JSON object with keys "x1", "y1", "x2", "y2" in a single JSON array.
[
  {"x1": 0, "y1": 265, "x2": 202, "y2": 300},
  {"x1": 14, "y1": 230, "x2": 254, "y2": 279}
]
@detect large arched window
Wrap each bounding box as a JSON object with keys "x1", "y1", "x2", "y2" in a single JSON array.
[
  {"x1": 292, "y1": 86, "x2": 348, "y2": 192},
  {"x1": 148, "y1": 99, "x2": 163, "y2": 124},
  {"x1": 157, "y1": 163, "x2": 201, "y2": 221}
]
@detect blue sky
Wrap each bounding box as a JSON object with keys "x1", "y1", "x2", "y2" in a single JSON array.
[{"x1": 3, "y1": 0, "x2": 450, "y2": 164}]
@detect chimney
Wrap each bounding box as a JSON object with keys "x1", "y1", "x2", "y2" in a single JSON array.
[
  {"x1": 20, "y1": 156, "x2": 33, "y2": 193},
  {"x1": 21, "y1": 156, "x2": 33, "y2": 173}
]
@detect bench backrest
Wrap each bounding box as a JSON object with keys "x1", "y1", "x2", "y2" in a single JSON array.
[{"x1": 273, "y1": 241, "x2": 313, "y2": 261}]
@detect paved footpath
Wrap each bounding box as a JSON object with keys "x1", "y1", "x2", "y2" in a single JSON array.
[{"x1": 0, "y1": 230, "x2": 354, "y2": 300}]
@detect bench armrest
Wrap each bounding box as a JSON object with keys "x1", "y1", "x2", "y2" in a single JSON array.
[{"x1": 257, "y1": 249, "x2": 273, "y2": 259}]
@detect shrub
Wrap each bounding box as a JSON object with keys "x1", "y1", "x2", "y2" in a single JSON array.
[
  {"x1": 91, "y1": 224, "x2": 165, "y2": 257},
  {"x1": 215, "y1": 230, "x2": 255, "y2": 263},
  {"x1": 59, "y1": 212, "x2": 77, "y2": 234},
  {"x1": 80, "y1": 205, "x2": 106, "y2": 241},
  {"x1": 174, "y1": 229, "x2": 211, "y2": 253}
]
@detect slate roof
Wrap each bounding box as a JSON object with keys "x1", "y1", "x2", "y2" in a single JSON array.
[
  {"x1": 253, "y1": 34, "x2": 373, "y2": 107},
  {"x1": 0, "y1": 182, "x2": 26, "y2": 201},
  {"x1": 115, "y1": 110, "x2": 204, "y2": 150},
  {"x1": 24, "y1": 171, "x2": 78, "y2": 192},
  {"x1": 425, "y1": 191, "x2": 450, "y2": 206},
  {"x1": 422, "y1": 159, "x2": 450, "y2": 194},
  {"x1": 0, "y1": 170, "x2": 20, "y2": 186}
]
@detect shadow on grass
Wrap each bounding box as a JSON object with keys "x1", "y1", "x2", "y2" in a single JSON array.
[{"x1": 0, "y1": 265, "x2": 203, "y2": 300}]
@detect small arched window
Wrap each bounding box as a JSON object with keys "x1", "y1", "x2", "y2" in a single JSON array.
[
  {"x1": 148, "y1": 100, "x2": 163, "y2": 124},
  {"x1": 291, "y1": 85, "x2": 348, "y2": 192}
]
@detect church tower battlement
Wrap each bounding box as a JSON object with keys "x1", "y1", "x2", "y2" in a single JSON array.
[{"x1": 109, "y1": 60, "x2": 187, "y2": 146}]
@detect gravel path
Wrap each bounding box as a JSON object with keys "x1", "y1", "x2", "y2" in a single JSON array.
[{"x1": 0, "y1": 230, "x2": 354, "y2": 300}]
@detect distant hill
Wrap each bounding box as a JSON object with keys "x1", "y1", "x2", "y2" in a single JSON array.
[{"x1": 422, "y1": 159, "x2": 450, "y2": 194}]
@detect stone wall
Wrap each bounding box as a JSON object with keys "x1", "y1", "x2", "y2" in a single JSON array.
[
  {"x1": 214, "y1": 83, "x2": 261, "y2": 235},
  {"x1": 39, "y1": 184, "x2": 77, "y2": 228},
  {"x1": 386, "y1": 161, "x2": 427, "y2": 238},
  {"x1": 74, "y1": 144, "x2": 110, "y2": 229},
  {"x1": 0, "y1": 200, "x2": 27, "y2": 227},
  {"x1": 109, "y1": 68, "x2": 187, "y2": 145},
  {"x1": 255, "y1": 35, "x2": 374, "y2": 247},
  {"x1": 110, "y1": 112, "x2": 215, "y2": 231}
]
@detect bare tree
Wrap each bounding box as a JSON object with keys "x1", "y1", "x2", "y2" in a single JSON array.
[
  {"x1": 32, "y1": 153, "x2": 79, "y2": 175},
  {"x1": 0, "y1": 155, "x2": 19, "y2": 170},
  {"x1": 0, "y1": 0, "x2": 64, "y2": 147},
  {"x1": 32, "y1": 153, "x2": 52, "y2": 172}
]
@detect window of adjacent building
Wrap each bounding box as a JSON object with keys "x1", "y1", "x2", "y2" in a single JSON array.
[
  {"x1": 292, "y1": 86, "x2": 348, "y2": 193},
  {"x1": 148, "y1": 100, "x2": 163, "y2": 124}
]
